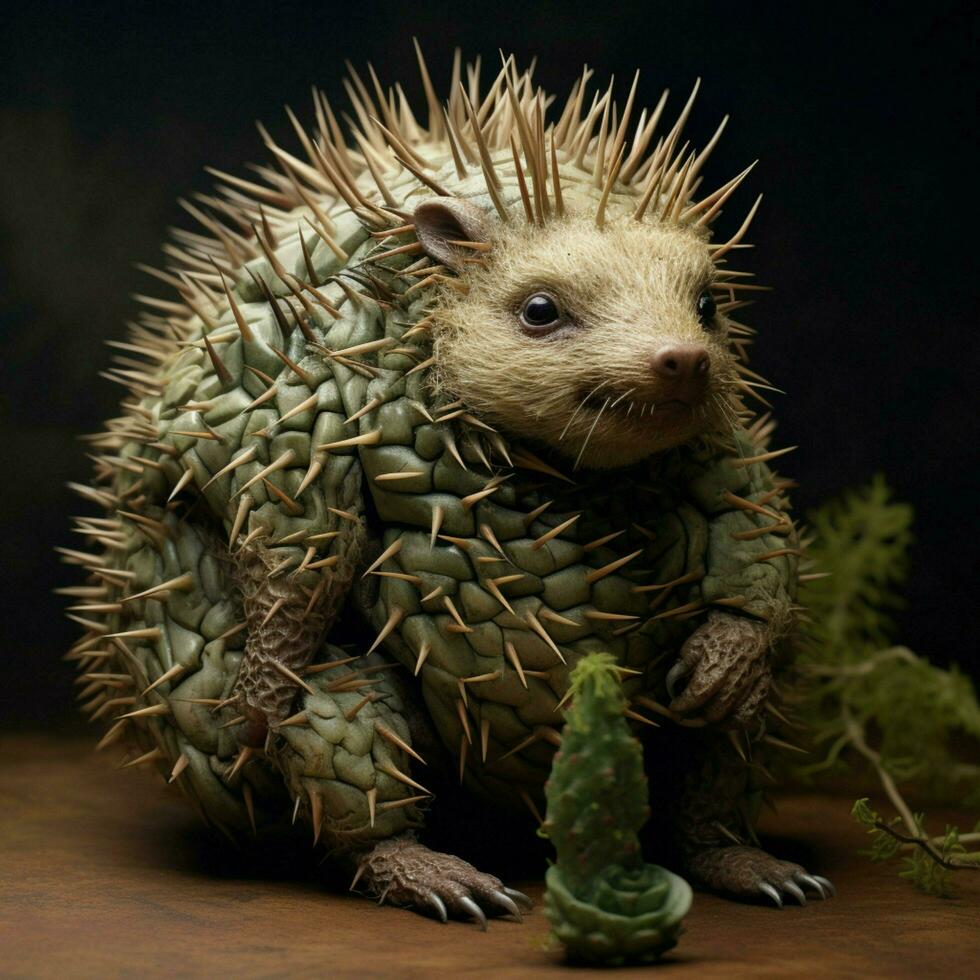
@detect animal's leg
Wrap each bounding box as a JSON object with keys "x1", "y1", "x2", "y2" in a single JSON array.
[
  {"x1": 137, "y1": 325, "x2": 373, "y2": 748},
  {"x1": 666, "y1": 610, "x2": 772, "y2": 727},
  {"x1": 674, "y1": 429, "x2": 802, "y2": 724},
  {"x1": 228, "y1": 450, "x2": 368, "y2": 746},
  {"x1": 274, "y1": 648, "x2": 531, "y2": 926},
  {"x1": 231, "y1": 523, "x2": 363, "y2": 746},
  {"x1": 675, "y1": 738, "x2": 835, "y2": 906}
]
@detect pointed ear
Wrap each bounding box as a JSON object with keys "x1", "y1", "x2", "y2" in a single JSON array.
[{"x1": 413, "y1": 198, "x2": 493, "y2": 271}]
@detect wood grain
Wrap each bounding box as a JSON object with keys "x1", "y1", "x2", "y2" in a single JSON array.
[{"x1": 0, "y1": 734, "x2": 977, "y2": 978}]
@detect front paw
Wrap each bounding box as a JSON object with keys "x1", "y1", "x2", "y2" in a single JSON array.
[
  {"x1": 352, "y1": 834, "x2": 532, "y2": 927},
  {"x1": 666, "y1": 611, "x2": 770, "y2": 728},
  {"x1": 686, "y1": 845, "x2": 835, "y2": 906}
]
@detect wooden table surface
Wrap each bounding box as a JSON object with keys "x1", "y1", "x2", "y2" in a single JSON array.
[{"x1": 0, "y1": 734, "x2": 977, "y2": 978}]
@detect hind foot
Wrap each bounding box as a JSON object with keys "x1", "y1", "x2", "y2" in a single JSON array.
[
  {"x1": 686, "y1": 845, "x2": 835, "y2": 907},
  {"x1": 352, "y1": 834, "x2": 532, "y2": 928}
]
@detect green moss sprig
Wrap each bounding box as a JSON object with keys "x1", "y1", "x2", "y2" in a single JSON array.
[{"x1": 791, "y1": 477, "x2": 980, "y2": 894}]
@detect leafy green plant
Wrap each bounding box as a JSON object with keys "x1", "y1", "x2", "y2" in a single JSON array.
[
  {"x1": 791, "y1": 476, "x2": 980, "y2": 893},
  {"x1": 851, "y1": 800, "x2": 980, "y2": 897}
]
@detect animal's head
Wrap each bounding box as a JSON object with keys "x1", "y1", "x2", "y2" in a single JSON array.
[
  {"x1": 418, "y1": 193, "x2": 752, "y2": 468},
  {"x1": 391, "y1": 67, "x2": 763, "y2": 471}
]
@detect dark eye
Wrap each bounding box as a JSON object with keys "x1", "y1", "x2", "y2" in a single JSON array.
[
  {"x1": 520, "y1": 292, "x2": 561, "y2": 333},
  {"x1": 696, "y1": 289, "x2": 717, "y2": 327}
]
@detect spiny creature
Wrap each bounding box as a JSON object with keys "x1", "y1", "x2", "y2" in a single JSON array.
[{"x1": 62, "y1": 44, "x2": 835, "y2": 927}]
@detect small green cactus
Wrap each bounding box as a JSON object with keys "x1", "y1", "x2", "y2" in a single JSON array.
[{"x1": 542, "y1": 653, "x2": 692, "y2": 965}]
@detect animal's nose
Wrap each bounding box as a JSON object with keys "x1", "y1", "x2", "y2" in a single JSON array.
[{"x1": 649, "y1": 345, "x2": 710, "y2": 382}]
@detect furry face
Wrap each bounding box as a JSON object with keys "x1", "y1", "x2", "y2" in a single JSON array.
[{"x1": 428, "y1": 203, "x2": 742, "y2": 469}]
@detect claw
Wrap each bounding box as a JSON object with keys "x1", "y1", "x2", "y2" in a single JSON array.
[
  {"x1": 427, "y1": 892, "x2": 448, "y2": 923},
  {"x1": 759, "y1": 883, "x2": 783, "y2": 908},
  {"x1": 490, "y1": 889, "x2": 523, "y2": 921},
  {"x1": 459, "y1": 895, "x2": 488, "y2": 930},
  {"x1": 666, "y1": 661, "x2": 690, "y2": 699},
  {"x1": 503, "y1": 886, "x2": 534, "y2": 911},
  {"x1": 782, "y1": 879, "x2": 806, "y2": 905},
  {"x1": 795, "y1": 873, "x2": 827, "y2": 899},
  {"x1": 811, "y1": 874, "x2": 836, "y2": 897}
]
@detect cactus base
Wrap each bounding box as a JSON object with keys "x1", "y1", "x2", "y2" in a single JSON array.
[{"x1": 545, "y1": 860, "x2": 692, "y2": 964}]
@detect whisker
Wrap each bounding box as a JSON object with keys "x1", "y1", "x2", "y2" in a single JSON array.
[
  {"x1": 560, "y1": 379, "x2": 612, "y2": 441},
  {"x1": 574, "y1": 396, "x2": 610, "y2": 470},
  {"x1": 710, "y1": 392, "x2": 729, "y2": 426},
  {"x1": 608, "y1": 386, "x2": 636, "y2": 410}
]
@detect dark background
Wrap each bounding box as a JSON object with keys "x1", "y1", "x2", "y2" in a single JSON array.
[{"x1": 1, "y1": 1, "x2": 976, "y2": 731}]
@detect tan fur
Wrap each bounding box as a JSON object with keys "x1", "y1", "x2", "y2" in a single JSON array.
[{"x1": 430, "y1": 185, "x2": 741, "y2": 469}]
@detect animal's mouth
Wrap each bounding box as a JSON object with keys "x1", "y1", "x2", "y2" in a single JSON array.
[
  {"x1": 580, "y1": 386, "x2": 697, "y2": 421},
  {"x1": 563, "y1": 384, "x2": 713, "y2": 467}
]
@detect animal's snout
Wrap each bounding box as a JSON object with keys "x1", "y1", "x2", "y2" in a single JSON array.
[{"x1": 649, "y1": 345, "x2": 710, "y2": 384}]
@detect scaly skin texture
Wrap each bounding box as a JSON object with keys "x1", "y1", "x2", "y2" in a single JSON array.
[{"x1": 63, "y1": 51, "x2": 832, "y2": 923}]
